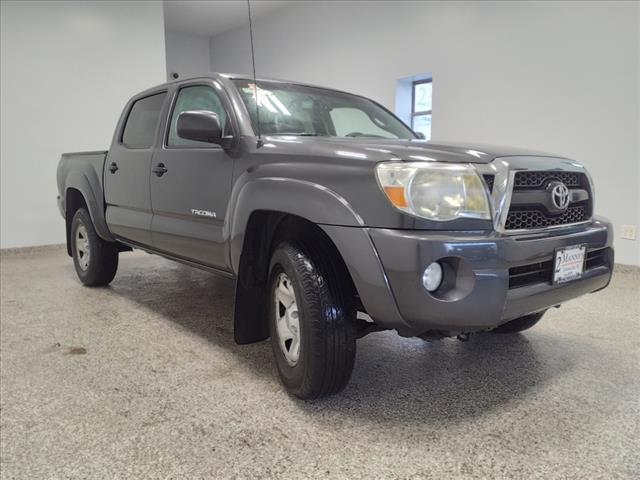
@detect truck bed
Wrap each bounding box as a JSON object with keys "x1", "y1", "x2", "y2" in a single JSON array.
[{"x1": 58, "y1": 150, "x2": 108, "y2": 181}]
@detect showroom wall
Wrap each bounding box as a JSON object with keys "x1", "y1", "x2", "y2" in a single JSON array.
[
  {"x1": 165, "y1": 30, "x2": 212, "y2": 81},
  {"x1": 209, "y1": 0, "x2": 640, "y2": 265},
  {"x1": 0, "y1": 1, "x2": 167, "y2": 249}
]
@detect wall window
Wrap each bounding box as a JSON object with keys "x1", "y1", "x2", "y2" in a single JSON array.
[{"x1": 411, "y1": 80, "x2": 432, "y2": 140}]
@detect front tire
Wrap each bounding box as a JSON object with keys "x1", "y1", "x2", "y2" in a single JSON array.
[
  {"x1": 491, "y1": 311, "x2": 546, "y2": 333},
  {"x1": 268, "y1": 242, "x2": 356, "y2": 399},
  {"x1": 70, "y1": 208, "x2": 118, "y2": 286}
]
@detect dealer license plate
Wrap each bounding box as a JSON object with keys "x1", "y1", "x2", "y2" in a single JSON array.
[{"x1": 553, "y1": 244, "x2": 586, "y2": 284}]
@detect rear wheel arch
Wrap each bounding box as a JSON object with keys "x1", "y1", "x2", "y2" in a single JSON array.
[
  {"x1": 233, "y1": 211, "x2": 358, "y2": 345},
  {"x1": 64, "y1": 186, "x2": 127, "y2": 256}
]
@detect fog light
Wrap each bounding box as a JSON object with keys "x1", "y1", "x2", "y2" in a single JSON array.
[{"x1": 422, "y1": 262, "x2": 443, "y2": 292}]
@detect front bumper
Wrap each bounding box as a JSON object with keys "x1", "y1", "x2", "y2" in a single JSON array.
[{"x1": 336, "y1": 218, "x2": 613, "y2": 337}]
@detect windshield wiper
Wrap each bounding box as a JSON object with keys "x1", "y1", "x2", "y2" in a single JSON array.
[{"x1": 344, "y1": 133, "x2": 386, "y2": 138}]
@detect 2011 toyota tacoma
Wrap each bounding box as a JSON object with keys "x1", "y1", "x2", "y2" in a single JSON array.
[{"x1": 57, "y1": 73, "x2": 614, "y2": 399}]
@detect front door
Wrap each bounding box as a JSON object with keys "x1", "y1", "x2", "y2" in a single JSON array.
[
  {"x1": 150, "y1": 84, "x2": 235, "y2": 270},
  {"x1": 104, "y1": 92, "x2": 167, "y2": 247}
]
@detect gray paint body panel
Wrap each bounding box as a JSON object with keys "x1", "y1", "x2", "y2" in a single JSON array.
[
  {"x1": 56, "y1": 73, "x2": 614, "y2": 337},
  {"x1": 57, "y1": 151, "x2": 114, "y2": 242},
  {"x1": 369, "y1": 218, "x2": 613, "y2": 335}
]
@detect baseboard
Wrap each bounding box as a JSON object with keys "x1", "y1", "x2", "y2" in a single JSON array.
[
  {"x1": 614, "y1": 263, "x2": 640, "y2": 274},
  {"x1": 0, "y1": 243, "x2": 66, "y2": 256}
]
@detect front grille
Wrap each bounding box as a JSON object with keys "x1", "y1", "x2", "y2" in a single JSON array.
[
  {"x1": 514, "y1": 171, "x2": 582, "y2": 188},
  {"x1": 504, "y1": 170, "x2": 592, "y2": 231},
  {"x1": 505, "y1": 205, "x2": 588, "y2": 230},
  {"x1": 508, "y1": 247, "x2": 611, "y2": 289}
]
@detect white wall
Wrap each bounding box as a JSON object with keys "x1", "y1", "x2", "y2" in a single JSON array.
[
  {"x1": 0, "y1": 1, "x2": 167, "y2": 249},
  {"x1": 165, "y1": 30, "x2": 212, "y2": 81},
  {"x1": 210, "y1": 0, "x2": 640, "y2": 265}
]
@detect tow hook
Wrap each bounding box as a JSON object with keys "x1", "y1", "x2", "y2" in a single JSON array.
[{"x1": 457, "y1": 332, "x2": 471, "y2": 342}]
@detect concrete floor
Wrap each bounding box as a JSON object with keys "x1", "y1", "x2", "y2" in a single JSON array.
[{"x1": 0, "y1": 247, "x2": 638, "y2": 479}]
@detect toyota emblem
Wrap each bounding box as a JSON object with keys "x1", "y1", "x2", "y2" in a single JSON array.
[{"x1": 551, "y1": 183, "x2": 570, "y2": 210}]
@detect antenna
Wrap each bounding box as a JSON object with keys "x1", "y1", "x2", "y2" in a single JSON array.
[{"x1": 246, "y1": 0, "x2": 261, "y2": 143}]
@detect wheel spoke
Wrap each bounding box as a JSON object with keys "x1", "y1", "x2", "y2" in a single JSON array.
[
  {"x1": 289, "y1": 338, "x2": 299, "y2": 362},
  {"x1": 75, "y1": 225, "x2": 90, "y2": 271},
  {"x1": 276, "y1": 314, "x2": 293, "y2": 342},
  {"x1": 276, "y1": 282, "x2": 295, "y2": 308},
  {"x1": 274, "y1": 272, "x2": 301, "y2": 366}
]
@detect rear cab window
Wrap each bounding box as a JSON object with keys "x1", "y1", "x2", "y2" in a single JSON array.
[{"x1": 122, "y1": 92, "x2": 167, "y2": 149}]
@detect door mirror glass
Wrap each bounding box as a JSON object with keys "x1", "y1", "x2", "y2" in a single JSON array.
[{"x1": 177, "y1": 110, "x2": 223, "y2": 144}]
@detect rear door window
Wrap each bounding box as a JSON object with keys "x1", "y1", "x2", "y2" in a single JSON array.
[{"x1": 122, "y1": 92, "x2": 167, "y2": 149}]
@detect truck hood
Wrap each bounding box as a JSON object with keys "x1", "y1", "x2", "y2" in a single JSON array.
[{"x1": 261, "y1": 136, "x2": 563, "y2": 164}]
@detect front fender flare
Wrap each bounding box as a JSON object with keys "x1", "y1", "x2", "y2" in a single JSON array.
[
  {"x1": 228, "y1": 177, "x2": 365, "y2": 272},
  {"x1": 227, "y1": 177, "x2": 408, "y2": 338}
]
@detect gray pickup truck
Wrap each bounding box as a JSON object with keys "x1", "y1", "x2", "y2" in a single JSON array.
[{"x1": 57, "y1": 73, "x2": 614, "y2": 398}]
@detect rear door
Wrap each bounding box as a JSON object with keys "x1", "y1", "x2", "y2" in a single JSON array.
[
  {"x1": 104, "y1": 92, "x2": 167, "y2": 246},
  {"x1": 150, "y1": 81, "x2": 236, "y2": 269}
]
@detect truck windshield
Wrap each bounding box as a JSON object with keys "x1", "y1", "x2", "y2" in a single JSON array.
[{"x1": 232, "y1": 79, "x2": 416, "y2": 139}]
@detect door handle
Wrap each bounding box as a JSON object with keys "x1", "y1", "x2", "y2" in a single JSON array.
[
  {"x1": 108, "y1": 162, "x2": 119, "y2": 174},
  {"x1": 152, "y1": 163, "x2": 168, "y2": 177}
]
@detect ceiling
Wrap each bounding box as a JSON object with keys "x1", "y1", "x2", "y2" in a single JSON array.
[{"x1": 163, "y1": 1, "x2": 290, "y2": 37}]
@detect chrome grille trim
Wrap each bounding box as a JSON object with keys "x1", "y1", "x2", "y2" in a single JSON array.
[{"x1": 472, "y1": 156, "x2": 594, "y2": 235}]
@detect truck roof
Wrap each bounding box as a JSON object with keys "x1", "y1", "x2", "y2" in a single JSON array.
[{"x1": 137, "y1": 72, "x2": 366, "y2": 99}]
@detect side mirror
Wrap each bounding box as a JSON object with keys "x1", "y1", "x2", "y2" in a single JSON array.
[
  {"x1": 414, "y1": 132, "x2": 426, "y2": 140},
  {"x1": 177, "y1": 110, "x2": 224, "y2": 144}
]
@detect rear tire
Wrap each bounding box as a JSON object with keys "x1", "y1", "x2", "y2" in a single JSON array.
[
  {"x1": 491, "y1": 311, "x2": 546, "y2": 333},
  {"x1": 268, "y1": 241, "x2": 356, "y2": 399},
  {"x1": 70, "y1": 208, "x2": 118, "y2": 286}
]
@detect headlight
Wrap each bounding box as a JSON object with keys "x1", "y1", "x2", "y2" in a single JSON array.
[{"x1": 375, "y1": 162, "x2": 491, "y2": 221}]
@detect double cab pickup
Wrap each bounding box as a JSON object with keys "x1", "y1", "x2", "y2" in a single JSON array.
[{"x1": 57, "y1": 73, "x2": 614, "y2": 398}]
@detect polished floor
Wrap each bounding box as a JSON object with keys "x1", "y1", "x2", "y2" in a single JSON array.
[{"x1": 1, "y1": 247, "x2": 638, "y2": 479}]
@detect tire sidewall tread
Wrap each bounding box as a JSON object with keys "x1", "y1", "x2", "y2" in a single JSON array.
[
  {"x1": 268, "y1": 241, "x2": 356, "y2": 399},
  {"x1": 70, "y1": 208, "x2": 118, "y2": 287}
]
